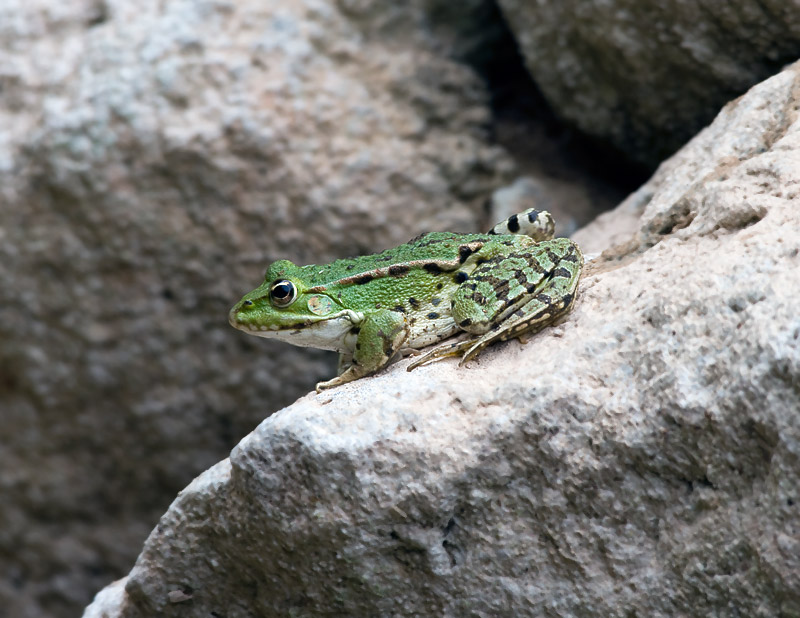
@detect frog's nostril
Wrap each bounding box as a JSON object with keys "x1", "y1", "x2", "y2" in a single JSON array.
[{"x1": 243, "y1": 300, "x2": 254, "y2": 307}]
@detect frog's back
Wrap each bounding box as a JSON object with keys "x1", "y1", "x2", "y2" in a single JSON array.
[
  {"x1": 378, "y1": 231, "x2": 491, "y2": 262},
  {"x1": 301, "y1": 231, "x2": 530, "y2": 287}
]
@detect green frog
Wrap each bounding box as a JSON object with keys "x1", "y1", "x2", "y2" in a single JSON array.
[{"x1": 229, "y1": 209, "x2": 583, "y2": 391}]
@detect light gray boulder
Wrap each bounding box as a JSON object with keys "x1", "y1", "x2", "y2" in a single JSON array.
[
  {"x1": 85, "y1": 62, "x2": 800, "y2": 617},
  {"x1": 0, "y1": 1, "x2": 513, "y2": 616}
]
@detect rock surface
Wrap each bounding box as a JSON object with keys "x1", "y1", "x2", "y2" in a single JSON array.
[
  {"x1": 85, "y1": 63, "x2": 800, "y2": 617},
  {"x1": 498, "y1": 0, "x2": 800, "y2": 166},
  {"x1": 0, "y1": 2, "x2": 515, "y2": 616}
]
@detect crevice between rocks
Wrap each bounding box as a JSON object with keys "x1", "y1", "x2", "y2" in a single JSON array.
[{"x1": 458, "y1": 1, "x2": 651, "y2": 227}]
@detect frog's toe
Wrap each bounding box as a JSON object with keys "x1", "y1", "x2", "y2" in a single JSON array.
[
  {"x1": 459, "y1": 340, "x2": 490, "y2": 365},
  {"x1": 407, "y1": 339, "x2": 468, "y2": 370},
  {"x1": 406, "y1": 348, "x2": 439, "y2": 371}
]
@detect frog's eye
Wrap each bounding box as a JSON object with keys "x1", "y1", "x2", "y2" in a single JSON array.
[{"x1": 269, "y1": 279, "x2": 297, "y2": 307}]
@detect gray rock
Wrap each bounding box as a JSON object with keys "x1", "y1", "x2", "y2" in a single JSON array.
[
  {"x1": 85, "y1": 62, "x2": 800, "y2": 617},
  {"x1": 0, "y1": 1, "x2": 514, "y2": 616},
  {"x1": 498, "y1": 0, "x2": 800, "y2": 166}
]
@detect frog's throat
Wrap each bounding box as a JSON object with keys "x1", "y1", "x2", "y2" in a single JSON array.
[{"x1": 230, "y1": 310, "x2": 362, "y2": 353}]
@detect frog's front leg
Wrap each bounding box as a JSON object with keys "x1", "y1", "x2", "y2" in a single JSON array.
[
  {"x1": 316, "y1": 311, "x2": 408, "y2": 391},
  {"x1": 337, "y1": 351, "x2": 355, "y2": 376}
]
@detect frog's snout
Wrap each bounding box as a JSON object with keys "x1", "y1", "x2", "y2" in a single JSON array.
[
  {"x1": 229, "y1": 299, "x2": 276, "y2": 333},
  {"x1": 228, "y1": 300, "x2": 253, "y2": 327},
  {"x1": 228, "y1": 304, "x2": 241, "y2": 327}
]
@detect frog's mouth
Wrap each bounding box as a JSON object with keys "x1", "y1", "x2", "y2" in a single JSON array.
[
  {"x1": 228, "y1": 309, "x2": 355, "y2": 352},
  {"x1": 228, "y1": 306, "x2": 282, "y2": 333}
]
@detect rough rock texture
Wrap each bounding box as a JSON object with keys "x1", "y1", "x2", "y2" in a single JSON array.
[
  {"x1": 498, "y1": 0, "x2": 800, "y2": 166},
  {"x1": 0, "y1": 2, "x2": 516, "y2": 617},
  {"x1": 85, "y1": 63, "x2": 800, "y2": 617}
]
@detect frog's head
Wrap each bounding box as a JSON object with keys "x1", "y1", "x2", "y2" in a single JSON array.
[{"x1": 229, "y1": 259, "x2": 349, "y2": 350}]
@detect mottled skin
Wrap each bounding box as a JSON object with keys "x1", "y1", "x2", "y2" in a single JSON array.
[{"x1": 229, "y1": 209, "x2": 583, "y2": 391}]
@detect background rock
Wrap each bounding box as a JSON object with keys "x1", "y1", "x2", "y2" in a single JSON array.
[
  {"x1": 1, "y1": 1, "x2": 523, "y2": 616},
  {"x1": 85, "y1": 62, "x2": 800, "y2": 617},
  {"x1": 498, "y1": 0, "x2": 800, "y2": 166}
]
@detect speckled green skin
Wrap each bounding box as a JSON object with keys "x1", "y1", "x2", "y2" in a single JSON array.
[{"x1": 229, "y1": 209, "x2": 583, "y2": 390}]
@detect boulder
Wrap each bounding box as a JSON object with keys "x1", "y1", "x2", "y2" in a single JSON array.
[
  {"x1": 85, "y1": 62, "x2": 800, "y2": 617},
  {"x1": 0, "y1": 1, "x2": 513, "y2": 615}
]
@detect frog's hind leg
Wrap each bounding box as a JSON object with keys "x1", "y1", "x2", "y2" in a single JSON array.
[
  {"x1": 406, "y1": 336, "x2": 475, "y2": 370},
  {"x1": 408, "y1": 237, "x2": 582, "y2": 371},
  {"x1": 459, "y1": 240, "x2": 582, "y2": 364},
  {"x1": 489, "y1": 208, "x2": 554, "y2": 241}
]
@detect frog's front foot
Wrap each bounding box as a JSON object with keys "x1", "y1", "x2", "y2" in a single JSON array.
[
  {"x1": 315, "y1": 376, "x2": 343, "y2": 392},
  {"x1": 316, "y1": 361, "x2": 376, "y2": 391}
]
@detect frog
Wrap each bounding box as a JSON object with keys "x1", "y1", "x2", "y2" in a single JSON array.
[{"x1": 229, "y1": 209, "x2": 583, "y2": 391}]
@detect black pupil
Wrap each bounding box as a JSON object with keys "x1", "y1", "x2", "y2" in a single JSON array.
[{"x1": 271, "y1": 281, "x2": 293, "y2": 300}]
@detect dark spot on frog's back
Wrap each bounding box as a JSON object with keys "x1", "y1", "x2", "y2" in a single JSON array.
[
  {"x1": 354, "y1": 274, "x2": 374, "y2": 285},
  {"x1": 507, "y1": 214, "x2": 520, "y2": 233},
  {"x1": 424, "y1": 262, "x2": 443, "y2": 274},
  {"x1": 458, "y1": 245, "x2": 474, "y2": 263},
  {"x1": 389, "y1": 264, "x2": 410, "y2": 277},
  {"x1": 393, "y1": 305, "x2": 406, "y2": 313},
  {"x1": 409, "y1": 297, "x2": 420, "y2": 309},
  {"x1": 454, "y1": 271, "x2": 468, "y2": 284},
  {"x1": 427, "y1": 312, "x2": 440, "y2": 320}
]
